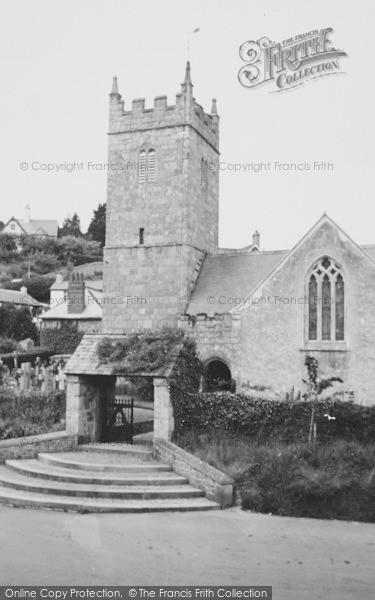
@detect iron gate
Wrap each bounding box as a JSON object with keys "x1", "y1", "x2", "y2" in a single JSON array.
[{"x1": 103, "y1": 396, "x2": 134, "y2": 443}]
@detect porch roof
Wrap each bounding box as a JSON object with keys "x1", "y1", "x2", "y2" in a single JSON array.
[{"x1": 65, "y1": 333, "x2": 182, "y2": 378}]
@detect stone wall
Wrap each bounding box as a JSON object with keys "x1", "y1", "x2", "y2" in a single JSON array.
[
  {"x1": 0, "y1": 431, "x2": 77, "y2": 463},
  {"x1": 102, "y1": 245, "x2": 204, "y2": 333},
  {"x1": 153, "y1": 438, "x2": 233, "y2": 507},
  {"x1": 153, "y1": 378, "x2": 174, "y2": 440},
  {"x1": 236, "y1": 218, "x2": 375, "y2": 405},
  {"x1": 65, "y1": 374, "x2": 116, "y2": 442},
  {"x1": 178, "y1": 313, "x2": 242, "y2": 380}
]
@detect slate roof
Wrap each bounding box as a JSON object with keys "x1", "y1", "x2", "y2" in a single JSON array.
[
  {"x1": 186, "y1": 250, "x2": 288, "y2": 315},
  {"x1": 65, "y1": 334, "x2": 182, "y2": 377},
  {"x1": 3, "y1": 217, "x2": 58, "y2": 237},
  {"x1": 0, "y1": 288, "x2": 47, "y2": 307},
  {"x1": 41, "y1": 288, "x2": 102, "y2": 320}
]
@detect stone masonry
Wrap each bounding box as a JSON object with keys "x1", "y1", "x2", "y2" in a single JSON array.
[{"x1": 102, "y1": 64, "x2": 220, "y2": 333}]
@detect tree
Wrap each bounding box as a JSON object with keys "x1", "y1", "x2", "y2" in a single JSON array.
[
  {"x1": 87, "y1": 203, "x2": 106, "y2": 247},
  {"x1": 59, "y1": 213, "x2": 82, "y2": 238},
  {"x1": 0, "y1": 233, "x2": 18, "y2": 253},
  {"x1": 56, "y1": 236, "x2": 102, "y2": 266},
  {"x1": 0, "y1": 305, "x2": 38, "y2": 343}
]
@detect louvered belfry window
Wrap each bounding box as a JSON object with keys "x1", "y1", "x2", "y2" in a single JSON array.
[
  {"x1": 138, "y1": 150, "x2": 146, "y2": 183},
  {"x1": 138, "y1": 149, "x2": 156, "y2": 183},
  {"x1": 308, "y1": 256, "x2": 345, "y2": 341},
  {"x1": 148, "y1": 150, "x2": 155, "y2": 181}
]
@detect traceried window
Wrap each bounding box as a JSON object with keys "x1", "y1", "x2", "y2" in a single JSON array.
[
  {"x1": 138, "y1": 149, "x2": 156, "y2": 183},
  {"x1": 201, "y1": 158, "x2": 208, "y2": 189},
  {"x1": 308, "y1": 256, "x2": 345, "y2": 342}
]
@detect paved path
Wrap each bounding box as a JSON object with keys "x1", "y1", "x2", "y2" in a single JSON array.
[{"x1": 0, "y1": 505, "x2": 374, "y2": 599}]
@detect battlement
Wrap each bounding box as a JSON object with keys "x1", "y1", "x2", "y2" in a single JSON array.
[{"x1": 109, "y1": 64, "x2": 219, "y2": 151}]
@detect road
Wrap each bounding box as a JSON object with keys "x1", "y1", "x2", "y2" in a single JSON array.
[{"x1": 0, "y1": 506, "x2": 374, "y2": 599}]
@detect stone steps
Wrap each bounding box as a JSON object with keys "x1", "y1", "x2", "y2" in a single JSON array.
[
  {"x1": 0, "y1": 487, "x2": 218, "y2": 513},
  {"x1": 0, "y1": 445, "x2": 220, "y2": 513},
  {"x1": 77, "y1": 443, "x2": 154, "y2": 459},
  {"x1": 5, "y1": 459, "x2": 188, "y2": 486},
  {"x1": 38, "y1": 452, "x2": 169, "y2": 472},
  {"x1": 0, "y1": 467, "x2": 203, "y2": 499}
]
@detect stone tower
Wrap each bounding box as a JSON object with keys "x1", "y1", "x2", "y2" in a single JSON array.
[{"x1": 102, "y1": 63, "x2": 220, "y2": 333}]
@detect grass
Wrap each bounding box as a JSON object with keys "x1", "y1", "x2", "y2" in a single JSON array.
[{"x1": 175, "y1": 431, "x2": 375, "y2": 523}]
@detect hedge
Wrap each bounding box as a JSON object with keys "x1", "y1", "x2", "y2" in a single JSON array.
[
  {"x1": 171, "y1": 390, "x2": 375, "y2": 444},
  {"x1": 0, "y1": 389, "x2": 66, "y2": 439},
  {"x1": 0, "y1": 348, "x2": 52, "y2": 368}
]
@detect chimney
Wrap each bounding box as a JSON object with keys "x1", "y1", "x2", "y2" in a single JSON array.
[
  {"x1": 252, "y1": 230, "x2": 260, "y2": 247},
  {"x1": 20, "y1": 286, "x2": 27, "y2": 295},
  {"x1": 25, "y1": 204, "x2": 31, "y2": 224},
  {"x1": 55, "y1": 273, "x2": 64, "y2": 284},
  {"x1": 67, "y1": 273, "x2": 85, "y2": 314}
]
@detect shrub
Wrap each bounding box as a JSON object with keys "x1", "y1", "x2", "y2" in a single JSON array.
[
  {"x1": 0, "y1": 305, "x2": 39, "y2": 343},
  {"x1": 5, "y1": 275, "x2": 56, "y2": 304},
  {"x1": 0, "y1": 348, "x2": 52, "y2": 368},
  {"x1": 0, "y1": 233, "x2": 18, "y2": 261},
  {"x1": 0, "y1": 337, "x2": 17, "y2": 353},
  {"x1": 40, "y1": 322, "x2": 84, "y2": 354},
  {"x1": 0, "y1": 389, "x2": 66, "y2": 439},
  {"x1": 175, "y1": 431, "x2": 375, "y2": 522},
  {"x1": 56, "y1": 236, "x2": 102, "y2": 266},
  {"x1": 171, "y1": 390, "x2": 375, "y2": 445},
  {"x1": 97, "y1": 328, "x2": 195, "y2": 375}
]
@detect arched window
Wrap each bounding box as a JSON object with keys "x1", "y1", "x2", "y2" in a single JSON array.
[
  {"x1": 307, "y1": 256, "x2": 345, "y2": 341},
  {"x1": 201, "y1": 158, "x2": 208, "y2": 189},
  {"x1": 148, "y1": 149, "x2": 155, "y2": 181},
  {"x1": 138, "y1": 150, "x2": 146, "y2": 183}
]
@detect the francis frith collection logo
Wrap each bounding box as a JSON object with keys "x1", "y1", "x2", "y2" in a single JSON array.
[{"x1": 238, "y1": 28, "x2": 347, "y2": 92}]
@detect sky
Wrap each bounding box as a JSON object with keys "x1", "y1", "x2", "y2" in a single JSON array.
[{"x1": 0, "y1": 0, "x2": 374, "y2": 250}]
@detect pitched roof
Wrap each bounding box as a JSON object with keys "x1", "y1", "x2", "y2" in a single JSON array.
[
  {"x1": 2, "y1": 217, "x2": 58, "y2": 237},
  {"x1": 21, "y1": 219, "x2": 58, "y2": 237},
  {"x1": 0, "y1": 288, "x2": 46, "y2": 307},
  {"x1": 186, "y1": 250, "x2": 287, "y2": 315},
  {"x1": 41, "y1": 289, "x2": 102, "y2": 320},
  {"x1": 65, "y1": 334, "x2": 182, "y2": 377},
  {"x1": 234, "y1": 214, "x2": 375, "y2": 312}
]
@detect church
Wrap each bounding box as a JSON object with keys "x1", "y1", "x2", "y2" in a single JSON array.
[{"x1": 65, "y1": 63, "x2": 375, "y2": 444}]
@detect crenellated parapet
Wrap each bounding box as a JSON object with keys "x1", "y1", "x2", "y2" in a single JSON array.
[{"x1": 109, "y1": 63, "x2": 219, "y2": 151}]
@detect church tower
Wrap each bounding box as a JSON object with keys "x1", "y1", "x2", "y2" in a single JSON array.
[{"x1": 102, "y1": 63, "x2": 220, "y2": 333}]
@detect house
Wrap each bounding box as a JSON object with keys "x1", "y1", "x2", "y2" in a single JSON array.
[
  {"x1": 0, "y1": 286, "x2": 47, "y2": 311},
  {"x1": 1, "y1": 206, "x2": 58, "y2": 238},
  {"x1": 40, "y1": 273, "x2": 102, "y2": 335}
]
